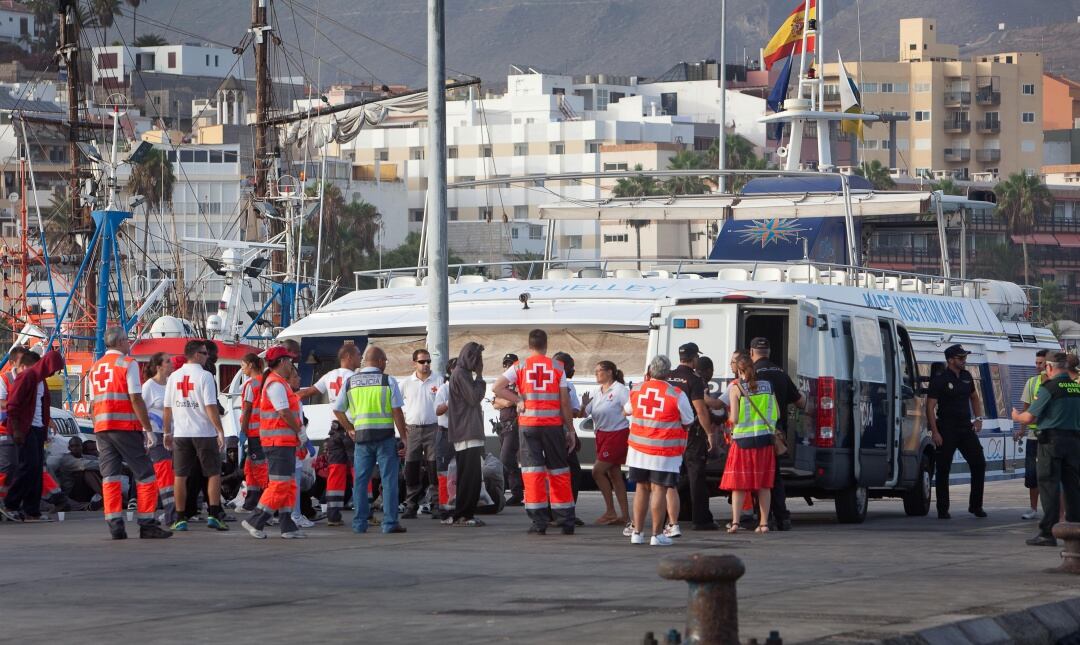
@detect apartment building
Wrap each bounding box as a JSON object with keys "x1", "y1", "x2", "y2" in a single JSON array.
[
  {"x1": 821, "y1": 18, "x2": 1043, "y2": 182},
  {"x1": 347, "y1": 68, "x2": 766, "y2": 260}
]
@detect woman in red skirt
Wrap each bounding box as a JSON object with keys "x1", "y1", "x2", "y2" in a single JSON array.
[
  {"x1": 584, "y1": 360, "x2": 631, "y2": 526},
  {"x1": 720, "y1": 354, "x2": 778, "y2": 534}
]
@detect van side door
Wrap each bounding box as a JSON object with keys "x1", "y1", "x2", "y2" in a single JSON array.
[{"x1": 849, "y1": 316, "x2": 895, "y2": 487}]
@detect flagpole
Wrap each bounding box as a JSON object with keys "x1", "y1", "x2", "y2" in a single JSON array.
[{"x1": 718, "y1": 0, "x2": 727, "y2": 194}]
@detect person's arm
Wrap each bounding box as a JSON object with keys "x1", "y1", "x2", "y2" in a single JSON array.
[
  {"x1": 162, "y1": 407, "x2": 174, "y2": 450},
  {"x1": 206, "y1": 402, "x2": 226, "y2": 451},
  {"x1": 1014, "y1": 382, "x2": 1049, "y2": 426},
  {"x1": 926, "y1": 397, "x2": 942, "y2": 447},
  {"x1": 239, "y1": 399, "x2": 253, "y2": 439},
  {"x1": 334, "y1": 409, "x2": 355, "y2": 439},
  {"x1": 296, "y1": 385, "x2": 320, "y2": 400},
  {"x1": 492, "y1": 374, "x2": 520, "y2": 405},
  {"x1": 277, "y1": 407, "x2": 302, "y2": 434},
  {"x1": 970, "y1": 386, "x2": 984, "y2": 433},
  {"x1": 392, "y1": 407, "x2": 407, "y2": 439},
  {"x1": 130, "y1": 393, "x2": 155, "y2": 446},
  {"x1": 787, "y1": 376, "x2": 807, "y2": 410},
  {"x1": 560, "y1": 387, "x2": 576, "y2": 450}
]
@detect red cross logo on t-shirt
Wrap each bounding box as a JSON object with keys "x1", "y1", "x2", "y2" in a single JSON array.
[
  {"x1": 526, "y1": 363, "x2": 556, "y2": 390},
  {"x1": 176, "y1": 375, "x2": 195, "y2": 398},
  {"x1": 91, "y1": 363, "x2": 114, "y2": 394},
  {"x1": 329, "y1": 377, "x2": 343, "y2": 398},
  {"x1": 638, "y1": 386, "x2": 665, "y2": 420}
]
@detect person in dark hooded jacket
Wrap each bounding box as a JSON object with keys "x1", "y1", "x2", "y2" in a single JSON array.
[
  {"x1": 445, "y1": 342, "x2": 487, "y2": 526},
  {"x1": 4, "y1": 349, "x2": 64, "y2": 521}
]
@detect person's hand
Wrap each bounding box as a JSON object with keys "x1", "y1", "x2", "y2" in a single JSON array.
[
  {"x1": 217, "y1": 432, "x2": 225, "y2": 452},
  {"x1": 516, "y1": 401, "x2": 526, "y2": 415},
  {"x1": 931, "y1": 430, "x2": 943, "y2": 448},
  {"x1": 581, "y1": 391, "x2": 592, "y2": 410},
  {"x1": 1010, "y1": 408, "x2": 1023, "y2": 422},
  {"x1": 164, "y1": 433, "x2": 173, "y2": 451},
  {"x1": 566, "y1": 430, "x2": 577, "y2": 452},
  {"x1": 1013, "y1": 426, "x2": 1026, "y2": 442},
  {"x1": 347, "y1": 428, "x2": 357, "y2": 442},
  {"x1": 144, "y1": 431, "x2": 157, "y2": 450},
  {"x1": 973, "y1": 418, "x2": 983, "y2": 433}
]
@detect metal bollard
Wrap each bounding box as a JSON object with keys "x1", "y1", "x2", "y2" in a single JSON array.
[
  {"x1": 658, "y1": 553, "x2": 746, "y2": 645},
  {"x1": 1052, "y1": 522, "x2": 1080, "y2": 574}
]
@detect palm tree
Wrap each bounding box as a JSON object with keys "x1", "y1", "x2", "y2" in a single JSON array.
[
  {"x1": 133, "y1": 33, "x2": 167, "y2": 47},
  {"x1": 994, "y1": 172, "x2": 1054, "y2": 285},
  {"x1": 125, "y1": 0, "x2": 144, "y2": 43},
  {"x1": 89, "y1": 0, "x2": 122, "y2": 31},
  {"x1": 706, "y1": 133, "x2": 756, "y2": 169},
  {"x1": 664, "y1": 149, "x2": 709, "y2": 195},
  {"x1": 303, "y1": 183, "x2": 383, "y2": 285},
  {"x1": 127, "y1": 148, "x2": 174, "y2": 213},
  {"x1": 930, "y1": 178, "x2": 965, "y2": 196},
  {"x1": 611, "y1": 164, "x2": 664, "y2": 198},
  {"x1": 854, "y1": 160, "x2": 896, "y2": 190}
]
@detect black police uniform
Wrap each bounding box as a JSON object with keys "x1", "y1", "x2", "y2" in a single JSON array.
[{"x1": 927, "y1": 367, "x2": 986, "y2": 516}]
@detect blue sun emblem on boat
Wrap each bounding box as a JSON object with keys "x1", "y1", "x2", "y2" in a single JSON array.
[{"x1": 738, "y1": 219, "x2": 807, "y2": 248}]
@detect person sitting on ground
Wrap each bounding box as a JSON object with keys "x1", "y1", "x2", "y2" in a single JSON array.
[
  {"x1": 52, "y1": 436, "x2": 103, "y2": 507},
  {"x1": 221, "y1": 437, "x2": 243, "y2": 504}
]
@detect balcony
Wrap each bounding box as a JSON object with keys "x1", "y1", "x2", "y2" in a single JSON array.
[
  {"x1": 943, "y1": 91, "x2": 971, "y2": 106},
  {"x1": 944, "y1": 119, "x2": 971, "y2": 134},
  {"x1": 976, "y1": 149, "x2": 1001, "y2": 163},
  {"x1": 976, "y1": 121, "x2": 1001, "y2": 134},
  {"x1": 823, "y1": 90, "x2": 841, "y2": 103},
  {"x1": 944, "y1": 148, "x2": 971, "y2": 163},
  {"x1": 976, "y1": 88, "x2": 1001, "y2": 106}
]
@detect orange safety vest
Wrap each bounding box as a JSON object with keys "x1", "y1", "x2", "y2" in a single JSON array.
[
  {"x1": 258, "y1": 372, "x2": 299, "y2": 447},
  {"x1": 628, "y1": 379, "x2": 687, "y2": 458},
  {"x1": 242, "y1": 375, "x2": 263, "y2": 438},
  {"x1": 516, "y1": 354, "x2": 564, "y2": 428},
  {"x1": 0, "y1": 371, "x2": 13, "y2": 435},
  {"x1": 90, "y1": 352, "x2": 142, "y2": 433}
]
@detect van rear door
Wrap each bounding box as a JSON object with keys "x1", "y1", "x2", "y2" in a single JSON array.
[
  {"x1": 849, "y1": 315, "x2": 898, "y2": 487},
  {"x1": 650, "y1": 302, "x2": 739, "y2": 368}
]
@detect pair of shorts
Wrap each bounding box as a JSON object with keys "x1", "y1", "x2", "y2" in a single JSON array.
[
  {"x1": 628, "y1": 466, "x2": 679, "y2": 488},
  {"x1": 595, "y1": 428, "x2": 630, "y2": 465},
  {"x1": 173, "y1": 436, "x2": 222, "y2": 477},
  {"x1": 1024, "y1": 438, "x2": 1039, "y2": 489}
]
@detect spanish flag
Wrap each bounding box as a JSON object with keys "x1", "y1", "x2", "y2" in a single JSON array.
[{"x1": 763, "y1": 0, "x2": 816, "y2": 71}]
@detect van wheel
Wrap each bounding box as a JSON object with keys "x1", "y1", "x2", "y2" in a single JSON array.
[
  {"x1": 902, "y1": 452, "x2": 933, "y2": 517},
  {"x1": 835, "y1": 485, "x2": 868, "y2": 524}
]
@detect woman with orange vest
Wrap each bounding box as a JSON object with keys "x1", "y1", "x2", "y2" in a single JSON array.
[
  {"x1": 90, "y1": 328, "x2": 172, "y2": 539},
  {"x1": 624, "y1": 354, "x2": 695, "y2": 546},
  {"x1": 140, "y1": 352, "x2": 177, "y2": 526},
  {"x1": 241, "y1": 346, "x2": 305, "y2": 539},
  {"x1": 721, "y1": 354, "x2": 779, "y2": 534},
  {"x1": 491, "y1": 329, "x2": 577, "y2": 535},
  {"x1": 237, "y1": 353, "x2": 268, "y2": 511}
]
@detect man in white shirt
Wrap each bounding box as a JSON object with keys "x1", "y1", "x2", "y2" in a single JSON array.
[
  {"x1": 399, "y1": 349, "x2": 444, "y2": 518},
  {"x1": 431, "y1": 358, "x2": 454, "y2": 520},
  {"x1": 298, "y1": 343, "x2": 360, "y2": 526},
  {"x1": 163, "y1": 340, "x2": 228, "y2": 532}
]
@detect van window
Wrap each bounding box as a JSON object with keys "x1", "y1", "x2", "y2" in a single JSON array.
[
  {"x1": 851, "y1": 317, "x2": 886, "y2": 383},
  {"x1": 896, "y1": 327, "x2": 917, "y2": 389},
  {"x1": 988, "y1": 364, "x2": 1009, "y2": 419}
]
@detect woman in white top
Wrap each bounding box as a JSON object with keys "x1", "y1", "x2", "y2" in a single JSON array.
[
  {"x1": 140, "y1": 352, "x2": 172, "y2": 436},
  {"x1": 583, "y1": 360, "x2": 631, "y2": 526}
]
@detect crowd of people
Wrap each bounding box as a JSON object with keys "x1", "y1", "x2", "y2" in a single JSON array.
[{"x1": 1, "y1": 326, "x2": 1074, "y2": 548}]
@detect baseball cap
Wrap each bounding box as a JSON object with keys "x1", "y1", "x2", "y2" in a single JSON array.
[
  {"x1": 678, "y1": 342, "x2": 701, "y2": 358},
  {"x1": 943, "y1": 344, "x2": 970, "y2": 360},
  {"x1": 749, "y1": 337, "x2": 771, "y2": 351},
  {"x1": 266, "y1": 346, "x2": 298, "y2": 363},
  {"x1": 502, "y1": 353, "x2": 519, "y2": 367}
]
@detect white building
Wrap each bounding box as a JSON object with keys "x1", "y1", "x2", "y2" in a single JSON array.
[
  {"x1": 92, "y1": 43, "x2": 243, "y2": 91},
  {"x1": 346, "y1": 69, "x2": 766, "y2": 261},
  {"x1": 0, "y1": 1, "x2": 33, "y2": 51}
]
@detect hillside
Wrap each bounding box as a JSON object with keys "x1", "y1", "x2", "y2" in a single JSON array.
[{"x1": 120, "y1": 0, "x2": 1080, "y2": 87}]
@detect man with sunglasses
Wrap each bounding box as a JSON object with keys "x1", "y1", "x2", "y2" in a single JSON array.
[
  {"x1": 164, "y1": 340, "x2": 228, "y2": 532},
  {"x1": 400, "y1": 349, "x2": 443, "y2": 518}
]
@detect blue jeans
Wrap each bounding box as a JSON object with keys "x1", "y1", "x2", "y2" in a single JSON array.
[{"x1": 352, "y1": 437, "x2": 400, "y2": 533}]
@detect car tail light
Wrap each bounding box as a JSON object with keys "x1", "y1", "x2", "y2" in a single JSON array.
[{"x1": 815, "y1": 376, "x2": 835, "y2": 448}]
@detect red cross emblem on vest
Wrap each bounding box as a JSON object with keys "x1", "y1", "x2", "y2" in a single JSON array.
[
  {"x1": 329, "y1": 377, "x2": 343, "y2": 398},
  {"x1": 639, "y1": 386, "x2": 665, "y2": 420},
  {"x1": 91, "y1": 363, "x2": 114, "y2": 394},
  {"x1": 177, "y1": 375, "x2": 195, "y2": 398},
  {"x1": 526, "y1": 362, "x2": 556, "y2": 390}
]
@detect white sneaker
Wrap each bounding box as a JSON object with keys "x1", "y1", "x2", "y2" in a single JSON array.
[
  {"x1": 650, "y1": 534, "x2": 674, "y2": 546},
  {"x1": 664, "y1": 523, "x2": 682, "y2": 538},
  {"x1": 419, "y1": 503, "x2": 432, "y2": 515},
  {"x1": 292, "y1": 515, "x2": 315, "y2": 529},
  {"x1": 281, "y1": 530, "x2": 308, "y2": 539},
  {"x1": 241, "y1": 519, "x2": 266, "y2": 539},
  {"x1": 623, "y1": 522, "x2": 635, "y2": 537},
  {"x1": 630, "y1": 531, "x2": 646, "y2": 545},
  {"x1": 1021, "y1": 509, "x2": 1042, "y2": 520}
]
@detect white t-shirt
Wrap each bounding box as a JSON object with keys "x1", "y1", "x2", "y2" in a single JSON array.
[
  {"x1": 314, "y1": 367, "x2": 355, "y2": 409},
  {"x1": 265, "y1": 380, "x2": 291, "y2": 411},
  {"x1": 503, "y1": 361, "x2": 568, "y2": 391},
  {"x1": 567, "y1": 381, "x2": 581, "y2": 414},
  {"x1": 31, "y1": 382, "x2": 44, "y2": 427},
  {"x1": 586, "y1": 382, "x2": 630, "y2": 431},
  {"x1": 242, "y1": 376, "x2": 261, "y2": 405},
  {"x1": 400, "y1": 372, "x2": 444, "y2": 425},
  {"x1": 0, "y1": 372, "x2": 10, "y2": 422},
  {"x1": 164, "y1": 363, "x2": 220, "y2": 438},
  {"x1": 434, "y1": 382, "x2": 450, "y2": 429},
  {"x1": 141, "y1": 379, "x2": 167, "y2": 433}
]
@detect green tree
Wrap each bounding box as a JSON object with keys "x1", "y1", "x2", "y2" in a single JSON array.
[
  {"x1": 125, "y1": 0, "x2": 145, "y2": 42},
  {"x1": 664, "y1": 149, "x2": 708, "y2": 195},
  {"x1": 971, "y1": 243, "x2": 1025, "y2": 282},
  {"x1": 930, "y1": 178, "x2": 965, "y2": 196},
  {"x1": 854, "y1": 160, "x2": 896, "y2": 190},
  {"x1": 302, "y1": 183, "x2": 383, "y2": 289},
  {"x1": 88, "y1": 0, "x2": 121, "y2": 30},
  {"x1": 132, "y1": 33, "x2": 167, "y2": 47},
  {"x1": 994, "y1": 171, "x2": 1054, "y2": 285},
  {"x1": 1037, "y1": 279, "x2": 1066, "y2": 325},
  {"x1": 126, "y1": 148, "x2": 174, "y2": 213},
  {"x1": 706, "y1": 133, "x2": 756, "y2": 169},
  {"x1": 611, "y1": 163, "x2": 664, "y2": 198}
]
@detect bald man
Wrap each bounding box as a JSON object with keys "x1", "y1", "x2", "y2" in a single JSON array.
[{"x1": 334, "y1": 346, "x2": 408, "y2": 535}]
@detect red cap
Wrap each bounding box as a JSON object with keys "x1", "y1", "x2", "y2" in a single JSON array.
[
  {"x1": 265, "y1": 346, "x2": 298, "y2": 363},
  {"x1": 170, "y1": 355, "x2": 187, "y2": 371}
]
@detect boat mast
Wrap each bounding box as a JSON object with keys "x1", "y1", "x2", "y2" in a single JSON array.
[{"x1": 58, "y1": 0, "x2": 81, "y2": 229}]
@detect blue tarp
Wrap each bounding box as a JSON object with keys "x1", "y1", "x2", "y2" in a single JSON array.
[{"x1": 709, "y1": 217, "x2": 852, "y2": 264}]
